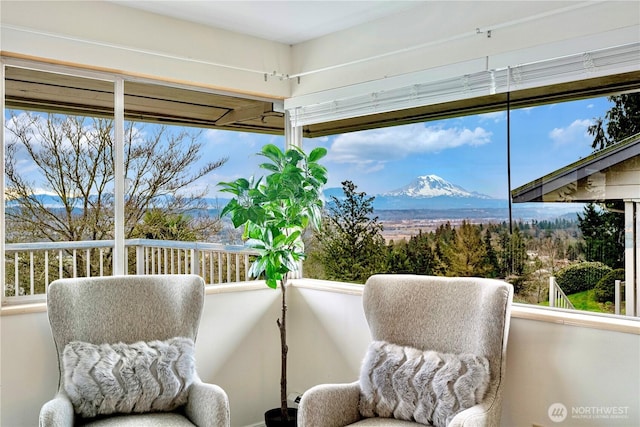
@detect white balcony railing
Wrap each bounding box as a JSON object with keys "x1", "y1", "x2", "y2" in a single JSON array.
[
  {"x1": 548, "y1": 276, "x2": 575, "y2": 310},
  {"x1": 549, "y1": 276, "x2": 628, "y2": 315},
  {"x1": 3, "y1": 239, "x2": 259, "y2": 304}
]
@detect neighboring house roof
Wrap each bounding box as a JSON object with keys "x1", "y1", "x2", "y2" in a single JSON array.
[{"x1": 511, "y1": 132, "x2": 640, "y2": 203}]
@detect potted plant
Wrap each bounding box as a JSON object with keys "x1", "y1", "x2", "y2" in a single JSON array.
[{"x1": 218, "y1": 143, "x2": 328, "y2": 426}]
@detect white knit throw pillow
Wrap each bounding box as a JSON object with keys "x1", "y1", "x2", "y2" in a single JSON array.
[
  {"x1": 359, "y1": 341, "x2": 490, "y2": 427},
  {"x1": 62, "y1": 337, "x2": 195, "y2": 418}
]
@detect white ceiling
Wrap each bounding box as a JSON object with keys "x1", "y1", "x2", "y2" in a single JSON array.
[{"x1": 110, "y1": 1, "x2": 423, "y2": 45}]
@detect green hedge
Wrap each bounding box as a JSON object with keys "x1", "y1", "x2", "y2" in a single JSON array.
[
  {"x1": 555, "y1": 262, "x2": 612, "y2": 295},
  {"x1": 594, "y1": 268, "x2": 625, "y2": 303}
]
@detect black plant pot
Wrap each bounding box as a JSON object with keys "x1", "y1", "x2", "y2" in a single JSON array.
[{"x1": 264, "y1": 408, "x2": 297, "y2": 427}]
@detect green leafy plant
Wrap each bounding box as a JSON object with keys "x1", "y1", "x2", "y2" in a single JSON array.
[
  {"x1": 555, "y1": 261, "x2": 612, "y2": 295},
  {"x1": 219, "y1": 143, "x2": 328, "y2": 421},
  {"x1": 593, "y1": 268, "x2": 625, "y2": 303}
]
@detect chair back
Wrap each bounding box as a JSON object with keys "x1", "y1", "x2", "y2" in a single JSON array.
[
  {"x1": 47, "y1": 274, "x2": 205, "y2": 390},
  {"x1": 363, "y1": 274, "x2": 512, "y2": 384}
]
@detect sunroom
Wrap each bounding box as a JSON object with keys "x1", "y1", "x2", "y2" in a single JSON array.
[{"x1": 1, "y1": 1, "x2": 639, "y2": 427}]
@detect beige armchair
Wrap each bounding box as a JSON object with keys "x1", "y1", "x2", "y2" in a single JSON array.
[
  {"x1": 39, "y1": 274, "x2": 230, "y2": 427},
  {"x1": 299, "y1": 274, "x2": 513, "y2": 427}
]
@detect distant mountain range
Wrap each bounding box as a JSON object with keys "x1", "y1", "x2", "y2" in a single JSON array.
[
  {"x1": 325, "y1": 174, "x2": 503, "y2": 210},
  {"x1": 11, "y1": 174, "x2": 583, "y2": 221},
  {"x1": 322, "y1": 174, "x2": 583, "y2": 219}
]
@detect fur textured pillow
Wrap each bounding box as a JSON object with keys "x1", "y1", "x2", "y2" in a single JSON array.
[
  {"x1": 359, "y1": 341, "x2": 490, "y2": 427},
  {"x1": 62, "y1": 337, "x2": 195, "y2": 418}
]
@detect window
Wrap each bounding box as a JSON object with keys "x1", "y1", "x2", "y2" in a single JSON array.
[
  {"x1": 2, "y1": 60, "x2": 283, "y2": 303},
  {"x1": 303, "y1": 92, "x2": 640, "y2": 318},
  {"x1": 3, "y1": 57, "x2": 639, "y2": 319}
]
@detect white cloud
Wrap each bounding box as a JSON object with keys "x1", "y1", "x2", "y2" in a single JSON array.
[
  {"x1": 327, "y1": 123, "x2": 492, "y2": 167},
  {"x1": 549, "y1": 119, "x2": 593, "y2": 145},
  {"x1": 478, "y1": 111, "x2": 506, "y2": 123}
]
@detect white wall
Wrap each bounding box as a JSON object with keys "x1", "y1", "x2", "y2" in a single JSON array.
[
  {"x1": 290, "y1": 281, "x2": 640, "y2": 427},
  {"x1": 2, "y1": 1, "x2": 638, "y2": 103},
  {"x1": 1, "y1": 282, "x2": 639, "y2": 427},
  {"x1": 290, "y1": 1, "x2": 640, "y2": 96},
  {"x1": 503, "y1": 316, "x2": 640, "y2": 427},
  {"x1": 0, "y1": 1, "x2": 291, "y2": 99}
]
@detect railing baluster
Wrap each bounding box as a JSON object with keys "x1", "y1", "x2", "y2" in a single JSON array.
[
  {"x1": 235, "y1": 253, "x2": 240, "y2": 282},
  {"x1": 3, "y1": 239, "x2": 258, "y2": 303},
  {"x1": 14, "y1": 253, "x2": 19, "y2": 295},
  {"x1": 201, "y1": 250, "x2": 206, "y2": 280},
  {"x1": 549, "y1": 276, "x2": 574, "y2": 310},
  {"x1": 72, "y1": 249, "x2": 78, "y2": 278},
  {"x1": 58, "y1": 250, "x2": 63, "y2": 279},
  {"x1": 164, "y1": 248, "x2": 168, "y2": 274},
  {"x1": 29, "y1": 251, "x2": 35, "y2": 295},
  {"x1": 209, "y1": 252, "x2": 214, "y2": 285},
  {"x1": 44, "y1": 251, "x2": 50, "y2": 292},
  {"x1": 615, "y1": 280, "x2": 621, "y2": 315}
]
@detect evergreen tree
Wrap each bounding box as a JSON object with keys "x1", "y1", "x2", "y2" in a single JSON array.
[
  {"x1": 498, "y1": 227, "x2": 527, "y2": 277},
  {"x1": 483, "y1": 229, "x2": 500, "y2": 278},
  {"x1": 447, "y1": 220, "x2": 487, "y2": 277},
  {"x1": 577, "y1": 203, "x2": 624, "y2": 268},
  {"x1": 587, "y1": 93, "x2": 640, "y2": 150},
  {"x1": 386, "y1": 240, "x2": 412, "y2": 274},
  {"x1": 404, "y1": 230, "x2": 435, "y2": 275},
  {"x1": 433, "y1": 222, "x2": 455, "y2": 275},
  {"x1": 316, "y1": 181, "x2": 387, "y2": 283},
  {"x1": 579, "y1": 94, "x2": 634, "y2": 269}
]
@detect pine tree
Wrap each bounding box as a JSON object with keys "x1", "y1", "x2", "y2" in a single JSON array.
[
  {"x1": 588, "y1": 93, "x2": 640, "y2": 150},
  {"x1": 316, "y1": 180, "x2": 387, "y2": 283},
  {"x1": 448, "y1": 220, "x2": 487, "y2": 277},
  {"x1": 577, "y1": 203, "x2": 624, "y2": 268}
]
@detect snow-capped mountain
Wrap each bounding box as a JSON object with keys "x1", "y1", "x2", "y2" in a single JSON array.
[
  {"x1": 384, "y1": 174, "x2": 492, "y2": 199},
  {"x1": 324, "y1": 174, "x2": 502, "y2": 210}
]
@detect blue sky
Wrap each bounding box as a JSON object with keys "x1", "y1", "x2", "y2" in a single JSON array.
[
  {"x1": 203, "y1": 95, "x2": 611, "y2": 200},
  {"x1": 5, "y1": 95, "x2": 611, "y2": 201}
]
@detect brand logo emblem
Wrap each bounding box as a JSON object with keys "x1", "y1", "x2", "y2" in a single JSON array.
[{"x1": 548, "y1": 403, "x2": 568, "y2": 423}]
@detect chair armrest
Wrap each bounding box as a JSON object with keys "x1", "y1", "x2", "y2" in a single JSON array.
[
  {"x1": 448, "y1": 393, "x2": 502, "y2": 427},
  {"x1": 185, "y1": 380, "x2": 230, "y2": 427},
  {"x1": 298, "y1": 381, "x2": 361, "y2": 427},
  {"x1": 39, "y1": 394, "x2": 74, "y2": 427}
]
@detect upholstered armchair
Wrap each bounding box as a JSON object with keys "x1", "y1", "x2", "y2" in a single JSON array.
[
  {"x1": 299, "y1": 274, "x2": 513, "y2": 427},
  {"x1": 39, "y1": 274, "x2": 230, "y2": 427}
]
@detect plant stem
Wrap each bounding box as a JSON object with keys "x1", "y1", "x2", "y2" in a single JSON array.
[{"x1": 278, "y1": 275, "x2": 289, "y2": 421}]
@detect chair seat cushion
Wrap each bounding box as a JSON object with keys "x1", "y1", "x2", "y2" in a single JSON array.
[
  {"x1": 359, "y1": 341, "x2": 490, "y2": 427},
  {"x1": 79, "y1": 412, "x2": 196, "y2": 426},
  {"x1": 63, "y1": 337, "x2": 195, "y2": 418},
  {"x1": 349, "y1": 418, "x2": 429, "y2": 426}
]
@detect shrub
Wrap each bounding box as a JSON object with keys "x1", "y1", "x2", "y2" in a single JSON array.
[
  {"x1": 593, "y1": 268, "x2": 625, "y2": 303},
  {"x1": 555, "y1": 261, "x2": 612, "y2": 295}
]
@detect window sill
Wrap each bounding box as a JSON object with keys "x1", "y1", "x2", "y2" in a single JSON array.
[
  {"x1": 3, "y1": 282, "x2": 640, "y2": 336},
  {"x1": 511, "y1": 303, "x2": 640, "y2": 335}
]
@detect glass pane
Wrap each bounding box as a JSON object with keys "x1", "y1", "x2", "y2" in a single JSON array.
[
  {"x1": 304, "y1": 91, "x2": 639, "y2": 318},
  {"x1": 122, "y1": 81, "x2": 285, "y2": 280},
  {"x1": 4, "y1": 66, "x2": 115, "y2": 297}
]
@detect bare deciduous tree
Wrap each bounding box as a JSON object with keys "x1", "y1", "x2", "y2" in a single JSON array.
[{"x1": 5, "y1": 111, "x2": 226, "y2": 243}]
